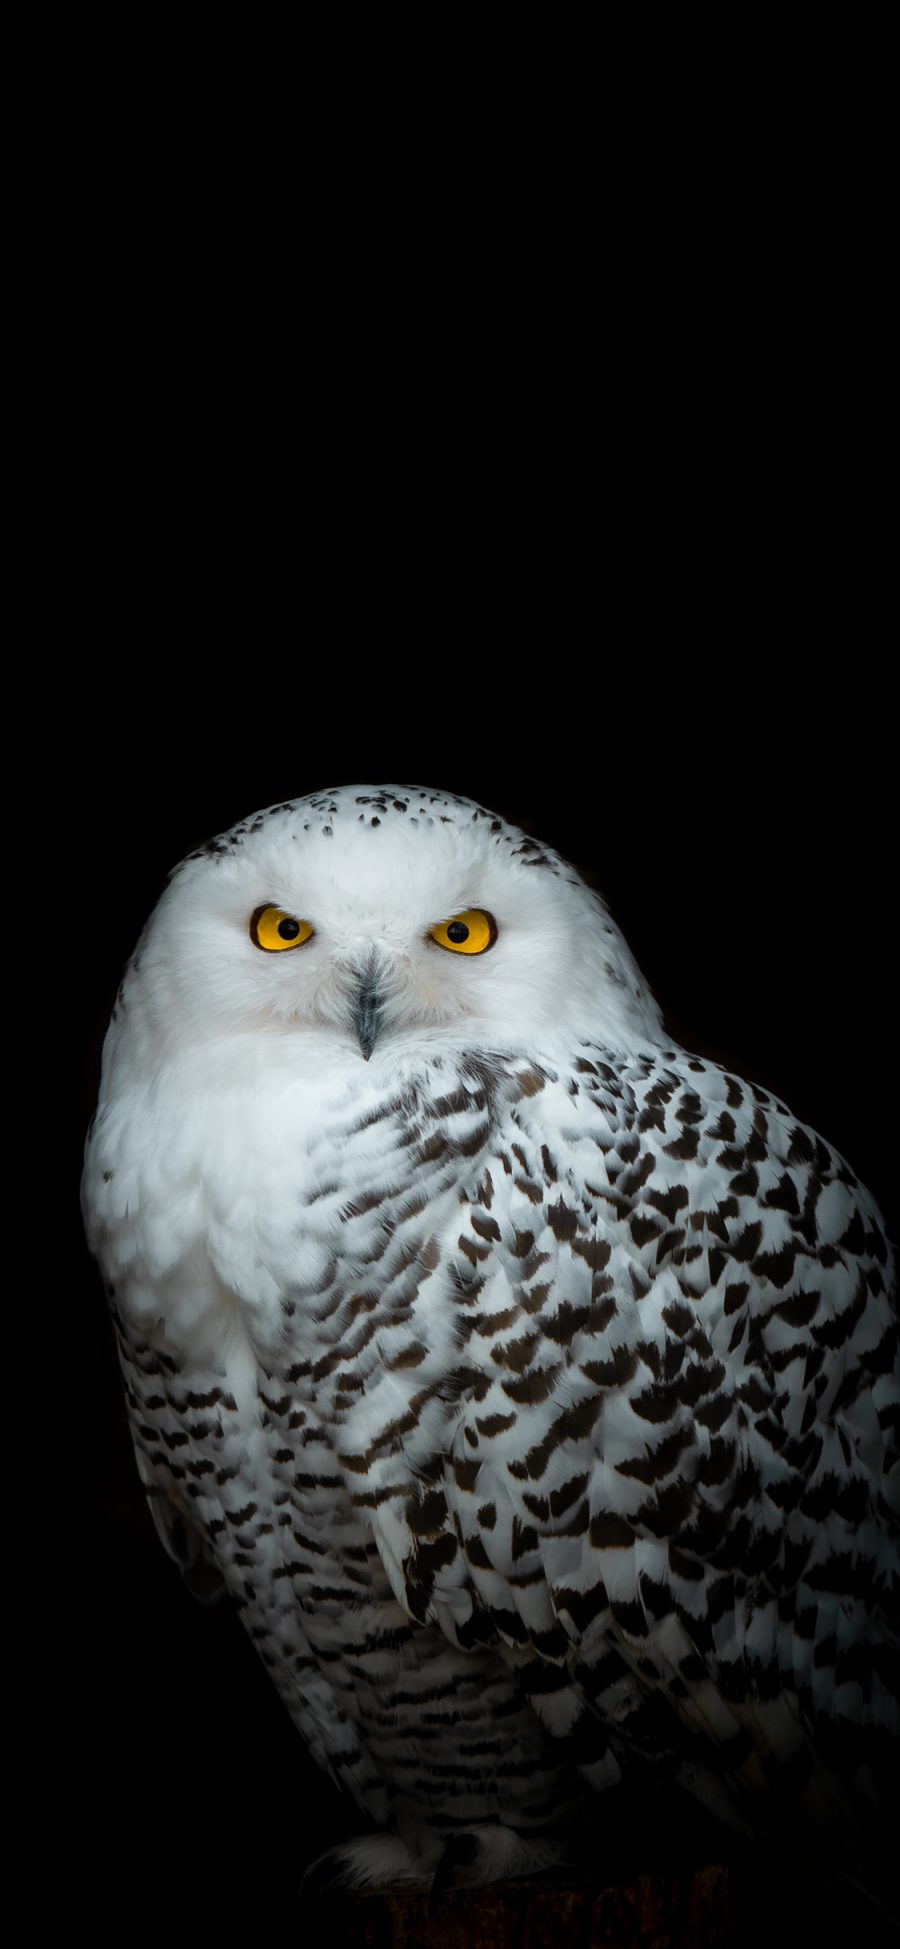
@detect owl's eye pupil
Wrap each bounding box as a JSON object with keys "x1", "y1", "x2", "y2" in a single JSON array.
[
  {"x1": 447, "y1": 921, "x2": 469, "y2": 944},
  {"x1": 278, "y1": 917, "x2": 301, "y2": 940}
]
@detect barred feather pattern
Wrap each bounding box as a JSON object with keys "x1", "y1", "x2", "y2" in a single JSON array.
[{"x1": 96, "y1": 1043, "x2": 897, "y2": 1862}]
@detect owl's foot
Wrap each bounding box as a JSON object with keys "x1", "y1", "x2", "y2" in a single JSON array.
[
  {"x1": 302, "y1": 1824, "x2": 565, "y2": 1896},
  {"x1": 429, "y1": 1826, "x2": 565, "y2": 1906},
  {"x1": 301, "y1": 1832, "x2": 430, "y2": 1893}
]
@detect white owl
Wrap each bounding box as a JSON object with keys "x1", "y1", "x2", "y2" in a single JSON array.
[{"x1": 82, "y1": 784, "x2": 898, "y2": 1895}]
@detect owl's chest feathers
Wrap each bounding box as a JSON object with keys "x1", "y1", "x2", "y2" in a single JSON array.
[
  {"x1": 103, "y1": 1048, "x2": 516, "y2": 1452},
  {"x1": 107, "y1": 1052, "x2": 538, "y2": 1632}
]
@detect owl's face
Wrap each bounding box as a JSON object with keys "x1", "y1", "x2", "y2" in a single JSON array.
[{"x1": 113, "y1": 787, "x2": 661, "y2": 1075}]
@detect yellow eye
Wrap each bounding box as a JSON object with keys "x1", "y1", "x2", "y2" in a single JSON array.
[
  {"x1": 429, "y1": 909, "x2": 497, "y2": 956},
  {"x1": 250, "y1": 906, "x2": 315, "y2": 952}
]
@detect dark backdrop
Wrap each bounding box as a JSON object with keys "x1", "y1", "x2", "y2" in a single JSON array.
[{"x1": 41, "y1": 47, "x2": 895, "y2": 1929}]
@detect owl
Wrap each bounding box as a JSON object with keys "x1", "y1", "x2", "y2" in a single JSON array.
[{"x1": 82, "y1": 784, "x2": 898, "y2": 1895}]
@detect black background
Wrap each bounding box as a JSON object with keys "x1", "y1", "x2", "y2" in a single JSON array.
[
  {"x1": 55, "y1": 136, "x2": 895, "y2": 1925},
  {"x1": 25, "y1": 26, "x2": 891, "y2": 1931}
]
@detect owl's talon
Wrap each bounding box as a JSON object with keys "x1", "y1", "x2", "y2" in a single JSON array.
[
  {"x1": 429, "y1": 1833, "x2": 481, "y2": 1913},
  {"x1": 299, "y1": 1848, "x2": 346, "y2": 1898}
]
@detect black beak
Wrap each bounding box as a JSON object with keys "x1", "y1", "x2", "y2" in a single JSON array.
[{"x1": 353, "y1": 971, "x2": 382, "y2": 1061}]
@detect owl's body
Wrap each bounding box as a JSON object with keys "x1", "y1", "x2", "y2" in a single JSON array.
[{"x1": 83, "y1": 786, "x2": 898, "y2": 1887}]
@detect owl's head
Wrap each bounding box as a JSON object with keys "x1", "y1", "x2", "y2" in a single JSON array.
[{"x1": 110, "y1": 786, "x2": 662, "y2": 1076}]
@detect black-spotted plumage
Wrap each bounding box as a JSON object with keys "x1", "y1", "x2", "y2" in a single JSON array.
[{"x1": 83, "y1": 785, "x2": 898, "y2": 1889}]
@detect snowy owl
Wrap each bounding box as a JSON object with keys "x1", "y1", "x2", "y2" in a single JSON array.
[{"x1": 82, "y1": 783, "x2": 898, "y2": 1893}]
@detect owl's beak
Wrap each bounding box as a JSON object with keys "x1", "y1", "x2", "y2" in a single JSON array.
[{"x1": 352, "y1": 967, "x2": 383, "y2": 1061}]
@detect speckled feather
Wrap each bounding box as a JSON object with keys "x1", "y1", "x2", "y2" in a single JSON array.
[{"x1": 82, "y1": 785, "x2": 899, "y2": 1888}]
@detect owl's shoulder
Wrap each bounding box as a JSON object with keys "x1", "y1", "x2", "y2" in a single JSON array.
[{"x1": 498, "y1": 1037, "x2": 892, "y2": 1279}]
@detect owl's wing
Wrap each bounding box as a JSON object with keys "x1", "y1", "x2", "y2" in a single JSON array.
[
  {"x1": 386, "y1": 1048, "x2": 899, "y2": 1828},
  {"x1": 132, "y1": 1435, "x2": 227, "y2": 1604}
]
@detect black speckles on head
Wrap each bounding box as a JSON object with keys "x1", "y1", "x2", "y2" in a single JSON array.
[{"x1": 184, "y1": 783, "x2": 573, "y2": 883}]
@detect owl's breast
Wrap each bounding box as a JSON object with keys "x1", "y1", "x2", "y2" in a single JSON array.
[{"x1": 84, "y1": 1041, "x2": 507, "y2": 1396}]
